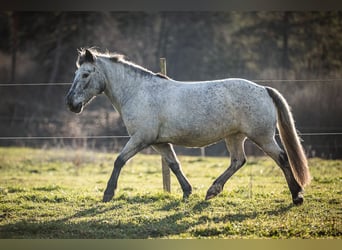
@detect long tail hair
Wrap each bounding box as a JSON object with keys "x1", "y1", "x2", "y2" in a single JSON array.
[{"x1": 266, "y1": 87, "x2": 311, "y2": 187}]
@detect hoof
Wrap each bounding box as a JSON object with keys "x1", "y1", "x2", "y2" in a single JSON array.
[
  {"x1": 205, "y1": 184, "x2": 223, "y2": 200},
  {"x1": 102, "y1": 193, "x2": 114, "y2": 203},
  {"x1": 183, "y1": 192, "x2": 191, "y2": 200},
  {"x1": 293, "y1": 194, "x2": 304, "y2": 206},
  {"x1": 182, "y1": 188, "x2": 192, "y2": 200}
]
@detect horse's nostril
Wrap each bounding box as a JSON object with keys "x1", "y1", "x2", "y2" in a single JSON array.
[{"x1": 72, "y1": 102, "x2": 83, "y2": 113}]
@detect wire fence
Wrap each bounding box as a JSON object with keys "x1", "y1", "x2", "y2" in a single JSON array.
[
  {"x1": 0, "y1": 135, "x2": 130, "y2": 140},
  {"x1": 0, "y1": 132, "x2": 342, "y2": 141},
  {"x1": 1, "y1": 78, "x2": 342, "y2": 87},
  {"x1": 0, "y1": 82, "x2": 71, "y2": 86}
]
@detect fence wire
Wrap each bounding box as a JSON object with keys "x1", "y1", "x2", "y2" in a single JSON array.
[
  {"x1": 1, "y1": 79, "x2": 342, "y2": 87},
  {"x1": 0, "y1": 133, "x2": 341, "y2": 140}
]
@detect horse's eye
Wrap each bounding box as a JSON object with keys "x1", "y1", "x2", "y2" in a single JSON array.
[{"x1": 82, "y1": 73, "x2": 89, "y2": 79}]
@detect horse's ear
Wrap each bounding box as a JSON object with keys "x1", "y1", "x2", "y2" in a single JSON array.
[
  {"x1": 77, "y1": 49, "x2": 96, "y2": 67},
  {"x1": 85, "y1": 49, "x2": 96, "y2": 63}
]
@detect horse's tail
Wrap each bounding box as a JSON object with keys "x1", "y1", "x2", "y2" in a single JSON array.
[{"x1": 266, "y1": 87, "x2": 311, "y2": 188}]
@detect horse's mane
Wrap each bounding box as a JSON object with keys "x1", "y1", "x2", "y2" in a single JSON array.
[
  {"x1": 77, "y1": 48, "x2": 171, "y2": 80},
  {"x1": 77, "y1": 48, "x2": 125, "y2": 66}
]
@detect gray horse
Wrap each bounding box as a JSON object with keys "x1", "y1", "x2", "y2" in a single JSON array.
[{"x1": 66, "y1": 48, "x2": 311, "y2": 205}]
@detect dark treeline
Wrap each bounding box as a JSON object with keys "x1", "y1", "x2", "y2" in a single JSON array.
[{"x1": 0, "y1": 12, "x2": 341, "y2": 158}]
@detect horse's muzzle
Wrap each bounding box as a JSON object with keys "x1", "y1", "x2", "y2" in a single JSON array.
[
  {"x1": 68, "y1": 102, "x2": 83, "y2": 113},
  {"x1": 65, "y1": 93, "x2": 83, "y2": 113}
]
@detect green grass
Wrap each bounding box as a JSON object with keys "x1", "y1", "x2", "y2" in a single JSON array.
[{"x1": 0, "y1": 147, "x2": 341, "y2": 238}]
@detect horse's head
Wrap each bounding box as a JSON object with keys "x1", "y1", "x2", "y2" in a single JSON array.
[{"x1": 65, "y1": 49, "x2": 106, "y2": 113}]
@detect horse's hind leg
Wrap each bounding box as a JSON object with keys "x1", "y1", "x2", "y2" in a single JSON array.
[
  {"x1": 252, "y1": 137, "x2": 304, "y2": 205},
  {"x1": 152, "y1": 143, "x2": 192, "y2": 199},
  {"x1": 206, "y1": 134, "x2": 247, "y2": 200}
]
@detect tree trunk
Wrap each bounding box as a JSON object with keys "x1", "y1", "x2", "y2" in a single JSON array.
[
  {"x1": 9, "y1": 12, "x2": 18, "y2": 84},
  {"x1": 49, "y1": 13, "x2": 66, "y2": 83},
  {"x1": 281, "y1": 12, "x2": 290, "y2": 78}
]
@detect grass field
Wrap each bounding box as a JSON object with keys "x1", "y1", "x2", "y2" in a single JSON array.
[{"x1": 0, "y1": 147, "x2": 341, "y2": 239}]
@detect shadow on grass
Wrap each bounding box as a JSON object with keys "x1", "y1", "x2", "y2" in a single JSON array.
[
  {"x1": 204, "y1": 203, "x2": 294, "y2": 225},
  {"x1": 0, "y1": 208, "x2": 192, "y2": 238},
  {"x1": 192, "y1": 200, "x2": 210, "y2": 212},
  {"x1": 0, "y1": 198, "x2": 295, "y2": 239}
]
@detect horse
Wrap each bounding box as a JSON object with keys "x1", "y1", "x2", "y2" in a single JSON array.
[{"x1": 65, "y1": 48, "x2": 311, "y2": 205}]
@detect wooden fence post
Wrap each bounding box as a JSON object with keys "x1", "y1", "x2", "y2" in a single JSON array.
[
  {"x1": 160, "y1": 58, "x2": 171, "y2": 192},
  {"x1": 200, "y1": 147, "x2": 206, "y2": 157}
]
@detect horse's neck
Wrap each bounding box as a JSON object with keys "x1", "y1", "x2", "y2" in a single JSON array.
[{"x1": 101, "y1": 59, "x2": 143, "y2": 113}]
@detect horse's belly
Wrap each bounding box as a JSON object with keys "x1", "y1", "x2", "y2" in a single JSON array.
[
  {"x1": 171, "y1": 136, "x2": 224, "y2": 148},
  {"x1": 158, "y1": 122, "x2": 236, "y2": 147}
]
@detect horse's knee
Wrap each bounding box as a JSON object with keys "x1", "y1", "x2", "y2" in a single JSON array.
[
  {"x1": 168, "y1": 161, "x2": 181, "y2": 173},
  {"x1": 114, "y1": 155, "x2": 126, "y2": 169},
  {"x1": 229, "y1": 157, "x2": 246, "y2": 171},
  {"x1": 236, "y1": 157, "x2": 246, "y2": 167}
]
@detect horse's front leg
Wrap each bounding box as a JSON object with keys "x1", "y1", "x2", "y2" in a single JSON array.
[{"x1": 103, "y1": 137, "x2": 149, "y2": 202}]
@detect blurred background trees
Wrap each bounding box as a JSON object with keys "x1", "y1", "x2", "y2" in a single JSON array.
[{"x1": 0, "y1": 11, "x2": 341, "y2": 158}]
